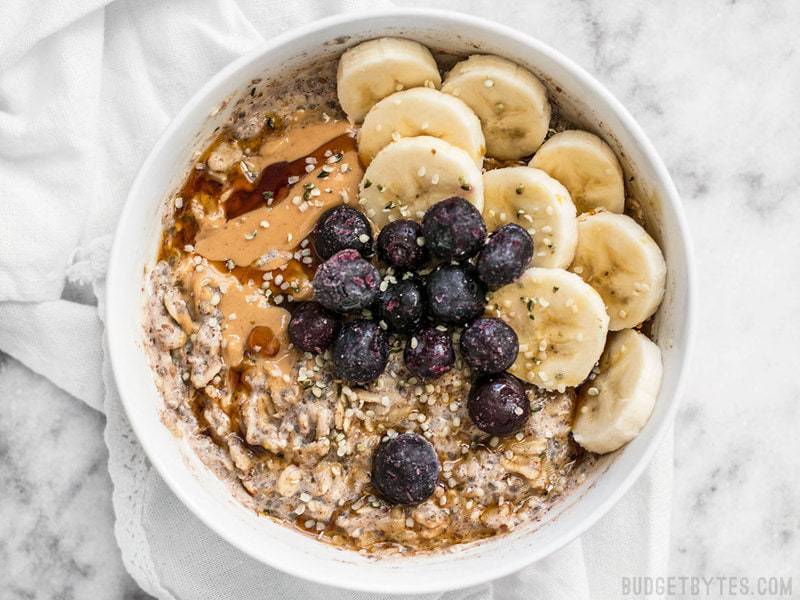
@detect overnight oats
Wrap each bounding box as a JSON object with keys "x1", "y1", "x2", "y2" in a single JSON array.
[{"x1": 144, "y1": 38, "x2": 668, "y2": 554}]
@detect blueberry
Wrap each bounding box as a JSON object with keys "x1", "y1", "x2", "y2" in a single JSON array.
[
  {"x1": 311, "y1": 205, "x2": 373, "y2": 260},
  {"x1": 404, "y1": 326, "x2": 455, "y2": 380},
  {"x1": 467, "y1": 372, "x2": 530, "y2": 436},
  {"x1": 312, "y1": 249, "x2": 381, "y2": 312},
  {"x1": 376, "y1": 219, "x2": 428, "y2": 269},
  {"x1": 331, "y1": 319, "x2": 389, "y2": 385},
  {"x1": 371, "y1": 432, "x2": 440, "y2": 505},
  {"x1": 476, "y1": 224, "x2": 533, "y2": 288},
  {"x1": 425, "y1": 265, "x2": 486, "y2": 324},
  {"x1": 375, "y1": 277, "x2": 426, "y2": 333},
  {"x1": 288, "y1": 301, "x2": 339, "y2": 354},
  {"x1": 422, "y1": 197, "x2": 486, "y2": 261},
  {"x1": 460, "y1": 318, "x2": 518, "y2": 374}
]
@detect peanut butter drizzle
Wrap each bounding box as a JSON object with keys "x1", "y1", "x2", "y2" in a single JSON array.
[
  {"x1": 194, "y1": 119, "x2": 362, "y2": 268},
  {"x1": 255, "y1": 118, "x2": 352, "y2": 170},
  {"x1": 220, "y1": 259, "x2": 314, "y2": 301},
  {"x1": 186, "y1": 263, "x2": 293, "y2": 374},
  {"x1": 219, "y1": 286, "x2": 292, "y2": 371}
]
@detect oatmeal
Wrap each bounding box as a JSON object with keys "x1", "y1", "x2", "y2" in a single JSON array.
[{"x1": 144, "y1": 38, "x2": 667, "y2": 554}]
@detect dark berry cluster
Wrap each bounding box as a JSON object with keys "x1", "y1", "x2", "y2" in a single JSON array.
[{"x1": 285, "y1": 197, "x2": 535, "y2": 505}]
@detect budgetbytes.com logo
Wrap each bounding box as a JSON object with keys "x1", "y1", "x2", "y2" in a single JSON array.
[{"x1": 621, "y1": 576, "x2": 793, "y2": 597}]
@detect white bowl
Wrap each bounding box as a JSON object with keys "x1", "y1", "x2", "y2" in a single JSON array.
[{"x1": 106, "y1": 8, "x2": 694, "y2": 594}]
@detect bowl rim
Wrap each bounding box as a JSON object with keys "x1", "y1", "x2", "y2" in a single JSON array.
[{"x1": 107, "y1": 7, "x2": 695, "y2": 593}]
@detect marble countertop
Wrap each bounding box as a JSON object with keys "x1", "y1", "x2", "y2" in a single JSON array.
[{"x1": 2, "y1": 0, "x2": 798, "y2": 598}]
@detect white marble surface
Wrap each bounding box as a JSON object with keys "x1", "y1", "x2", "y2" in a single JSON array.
[{"x1": 2, "y1": 1, "x2": 799, "y2": 598}]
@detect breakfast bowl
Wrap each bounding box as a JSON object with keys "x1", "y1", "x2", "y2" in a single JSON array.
[{"x1": 106, "y1": 8, "x2": 694, "y2": 594}]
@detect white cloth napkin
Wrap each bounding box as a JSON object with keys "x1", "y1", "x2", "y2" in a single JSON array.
[{"x1": 0, "y1": 1, "x2": 673, "y2": 598}]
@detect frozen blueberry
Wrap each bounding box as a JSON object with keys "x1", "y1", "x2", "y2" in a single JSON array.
[
  {"x1": 422, "y1": 197, "x2": 486, "y2": 261},
  {"x1": 376, "y1": 219, "x2": 428, "y2": 270},
  {"x1": 312, "y1": 249, "x2": 381, "y2": 313},
  {"x1": 476, "y1": 224, "x2": 533, "y2": 288},
  {"x1": 310, "y1": 205, "x2": 373, "y2": 260},
  {"x1": 404, "y1": 326, "x2": 455, "y2": 380},
  {"x1": 371, "y1": 432, "x2": 440, "y2": 505},
  {"x1": 460, "y1": 318, "x2": 518, "y2": 374},
  {"x1": 375, "y1": 277, "x2": 426, "y2": 333},
  {"x1": 425, "y1": 265, "x2": 486, "y2": 324},
  {"x1": 288, "y1": 301, "x2": 339, "y2": 354},
  {"x1": 467, "y1": 373, "x2": 530, "y2": 436},
  {"x1": 331, "y1": 319, "x2": 389, "y2": 385}
]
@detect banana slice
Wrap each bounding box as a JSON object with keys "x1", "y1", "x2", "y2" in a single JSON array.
[
  {"x1": 572, "y1": 329, "x2": 662, "y2": 453},
  {"x1": 572, "y1": 212, "x2": 666, "y2": 331},
  {"x1": 358, "y1": 136, "x2": 483, "y2": 227},
  {"x1": 483, "y1": 166, "x2": 578, "y2": 268},
  {"x1": 530, "y1": 130, "x2": 625, "y2": 214},
  {"x1": 337, "y1": 38, "x2": 442, "y2": 123},
  {"x1": 488, "y1": 267, "x2": 609, "y2": 390},
  {"x1": 358, "y1": 88, "x2": 485, "y2": 166},
  {"x1": 441, "y1": 55, "x2": 550, "y2": 160}
]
